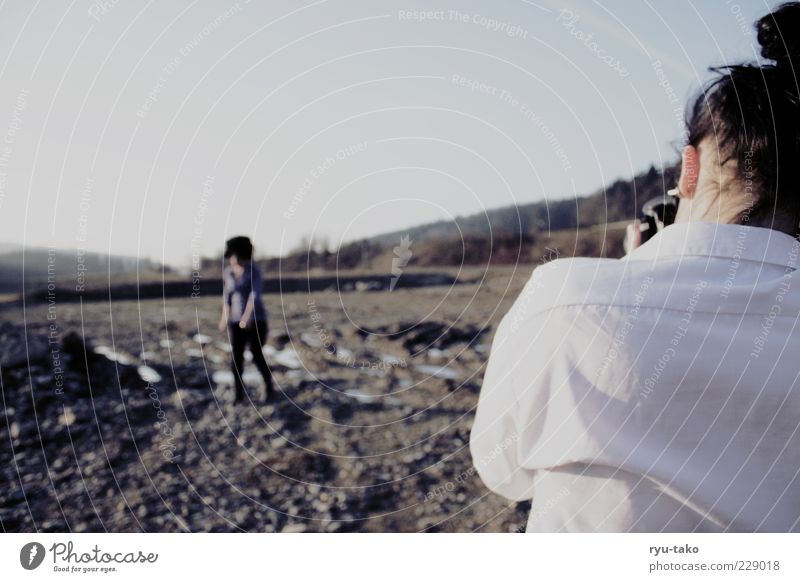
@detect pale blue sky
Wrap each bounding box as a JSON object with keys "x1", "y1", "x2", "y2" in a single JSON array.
[{"x1": 0, "y1": 0, "x2": 781, "y2": 266}]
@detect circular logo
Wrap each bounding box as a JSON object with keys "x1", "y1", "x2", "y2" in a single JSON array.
[{"x1": 20, "y1": 542, "x2": 46, "y2": 570}]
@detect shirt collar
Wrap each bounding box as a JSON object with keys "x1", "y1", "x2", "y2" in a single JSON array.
[{"x1": 625, "y1": 221, "x2": 800, "y2": 270}]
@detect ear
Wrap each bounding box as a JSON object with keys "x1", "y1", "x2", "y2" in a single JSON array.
[{"x1": 678, "y1": 145, "x2": 699, "y2": 198}]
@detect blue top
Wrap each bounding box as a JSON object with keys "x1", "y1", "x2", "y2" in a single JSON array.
[{"x1": 223, "y1": 263, "x2": 267, "y2": 323}]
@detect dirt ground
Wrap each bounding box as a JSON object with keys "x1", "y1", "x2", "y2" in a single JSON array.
[{"x1": 0, "y1": 266, "x2": 538, "y2": 532}]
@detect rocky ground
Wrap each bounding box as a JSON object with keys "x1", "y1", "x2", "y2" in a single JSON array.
[{"x1": 0, "y1": 266, "x2": 535, "y2": 532}]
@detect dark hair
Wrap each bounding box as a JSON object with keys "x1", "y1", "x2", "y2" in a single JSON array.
[
  {"x1": 685, "y1": 2, "x2": 800, "y2": 230},
  {"x1": 224, "y1": 236, "x2": 253, "y2": 260}
]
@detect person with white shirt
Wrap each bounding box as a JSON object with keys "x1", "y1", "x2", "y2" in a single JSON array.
[{"x1": 470, "y1": 2, "x2": 800, "y2": 532}]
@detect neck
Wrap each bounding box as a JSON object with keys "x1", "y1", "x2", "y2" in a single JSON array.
[{"x1": 675, "y1": 186, "x2": 797, "y2": 237}]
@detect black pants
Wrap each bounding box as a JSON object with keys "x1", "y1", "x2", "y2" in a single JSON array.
[{"x1": 229, "y1": 320, "x2": 274, "y2": 401}]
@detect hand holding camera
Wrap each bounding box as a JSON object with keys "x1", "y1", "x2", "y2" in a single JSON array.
[{"x1": 623, "y1": 188, "x2": 679, "y2": 254}]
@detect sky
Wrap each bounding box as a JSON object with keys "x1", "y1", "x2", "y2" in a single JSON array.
[{"x1": 0, "y1": 0, "x2": 782, "y2": 267}]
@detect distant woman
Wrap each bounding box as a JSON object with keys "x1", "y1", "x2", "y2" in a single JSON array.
[{"x1": 218, "y1": 236, "x2": 275, "y2": 403}]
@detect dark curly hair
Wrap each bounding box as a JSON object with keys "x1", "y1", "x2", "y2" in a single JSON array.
[
  {"x1": 685, "y1": 2, "x2": 800, "y2": 232},
  {"x1": 224, "y1": 236, "x2": 253, "y2": 261}
]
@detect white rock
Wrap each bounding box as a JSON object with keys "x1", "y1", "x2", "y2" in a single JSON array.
[
  {"x1": 212, "y1": 369, "x2": 263, "y2": 387},
  {"x1": 94, "y1": 346, "x2": 135, "y2": 366},
  {"x1": 336, "y1": 347, "x2": 354, "y2": 360},
  {"x1": 271, "y1": 348, "x2": 302, "y2": 369},
  {"x1": 345, "y1": 389, "x2": 376, "y2": 404},
  {"x1": 415, "y1": 364, "x2": 459, "y2": 381},
  {"x1": 137, "y1": 365, "x2": 162, "y2": 384},
  {"x1": 300, "y1": 332, "x2": 324, "y2": 348},
  {"x1": 243, "y1": 369, "x2": 264, "y2": 385},
  {"x1": 60, "y1": 407, "x2": 76, "y2": 427},
  {"x1": 192, "y1": 333, "x2": 213, "y2": 345},
  {"x1": 212, "y1": 370, "x2": 234, "y2": 386},
  {"x1": 381, "y1": 354, "x2": 405, "y2": 366}
]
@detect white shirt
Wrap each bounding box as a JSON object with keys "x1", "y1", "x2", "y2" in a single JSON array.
[{"x1": 470, "y1": 221, "x2": 800, "y2": 532}]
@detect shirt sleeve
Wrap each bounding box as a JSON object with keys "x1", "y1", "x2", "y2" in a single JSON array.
[
  {"x1": 222, "y1": 269, "x2": 233, "y2": 306},
  {"x1": 470, "y1": 263, "x2": 567, "y2": 501},
  {"x1": 248, "y1": 265, "x2": 262, "y2": 305},
  {"x1": 470, "y1": 311, "x2": 538, "y2": 501}
]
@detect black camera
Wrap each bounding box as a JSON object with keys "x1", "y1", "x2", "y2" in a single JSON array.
[{"x1": 624, "y1": 190, "x2": 679, "y2": 253}]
